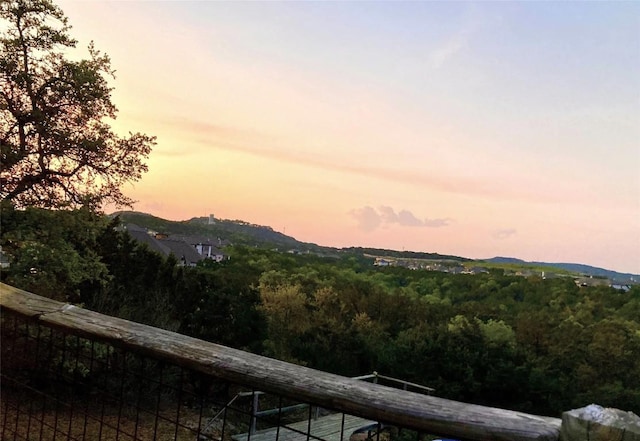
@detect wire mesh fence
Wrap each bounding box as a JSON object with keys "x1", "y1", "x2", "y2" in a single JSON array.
[
  {"x1": 1, "y1": 284, "x2": 564, "y2": 441},
  {"x1": 0, "y1": 309, "x2": 406, "y2": 441}
]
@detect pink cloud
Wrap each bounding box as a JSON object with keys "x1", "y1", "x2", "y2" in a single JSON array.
[
  {"x1": 493, "y1": 229, "x2": 517, "y2": 240},
  {"x1": 158, "y1": 117, "x2": 555, "y2": 203},
  {"x1": 349, "y1": 206, "x2": 382, "y2": 232},
  {"x1": 350, "y1": 206, "x2": 452, "y2": 232}
]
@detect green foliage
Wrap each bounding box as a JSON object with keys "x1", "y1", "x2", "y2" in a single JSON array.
[
  {"x1": 344, "y1": 247, "x2": 469, "y2": 262},
  {"x1": 1, "y1": 201, "x2": 110, "y2": 301},
  {"x1": 3, "y1": 207, "x2": 639, "y2": 416},
  {"x1": 478, "y1": 319, "x2": 516, "y2": 348},
  {"x1": 176, "y1": 258, "x2": 265, "y2": 352},
  {"x1": 245, "y1": 254, "x2": 640, "y2": 415}
]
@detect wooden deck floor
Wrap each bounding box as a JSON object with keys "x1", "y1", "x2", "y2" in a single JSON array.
[{"x1": 232, "y1": 413, "x2": 377, "y2": 441}]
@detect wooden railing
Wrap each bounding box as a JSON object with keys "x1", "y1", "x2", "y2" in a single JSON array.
[{"x1": 0, "y1": 283, "x2": 562, "y2": 441}]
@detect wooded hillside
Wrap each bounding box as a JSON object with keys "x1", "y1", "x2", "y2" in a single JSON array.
[{"x1": 2, "y1": 204, "x2": 639, "y2": 417}]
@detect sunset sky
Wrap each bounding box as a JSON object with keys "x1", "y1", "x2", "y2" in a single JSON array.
[{"x1": 57, "y1": 1, "x2": 639, "y2": 274}]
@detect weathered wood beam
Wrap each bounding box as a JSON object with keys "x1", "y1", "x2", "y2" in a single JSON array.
[{"x1": 0, "y1": 283, "x2": 561, "y2": 441}]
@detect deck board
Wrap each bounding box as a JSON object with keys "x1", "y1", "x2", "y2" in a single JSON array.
[{"x1": 232, "y1": 413, "x2": 377, "y2": 441}]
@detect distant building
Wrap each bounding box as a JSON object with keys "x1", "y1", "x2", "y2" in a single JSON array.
[
  {"x1": 170, "y1": 235, "x2": 227, "y2": 262},
  {"x1": 162, "y1": 239, "x2": 203, "y2": 266},
  {"x1": 468, "y1": 267, "x2": 489, "y2": 275},
  {"x1": 374, "y1": 258, "x2": 392, "y2": 267},
  {"x1": 611, "y1": 284, "x2": 631, "y2": 292},
  {"x1": 574, "y1": 276, "x2": 611, "y2": 288},
  {"x1": 124, "y1": 226, "x2": 227, "y2": 266},
  {"x1": 125, "y1": 228, "x2": 171, "y2": 256}
]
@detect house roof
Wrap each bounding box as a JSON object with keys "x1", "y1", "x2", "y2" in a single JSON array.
[
  {"x1": 208, "y1": 245, "x2": 225, "y2": 256},
  {"x1": 127, "y1": 230, "x2": 172, "y2": 255},
  {"x1": 124, "y1": 223, "x2": 148, "y2": 232},
  {"x1": 217, "y1": 238, "x2": 232, "y2": 247},
  {"x1": 126, "y1": 228, "x2": 226, "y2": 264},
  {"x1": 170, "y1": 235, "x2": 231, "y2": 248},
  {"x1": 161, "y1": 239, "x2": 203, "y2": 265},
  {"x1": 170, "y1": 235, "x2": 215, "y2": 246}
]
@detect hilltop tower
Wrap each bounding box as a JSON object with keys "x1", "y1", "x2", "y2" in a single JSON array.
[{"x1": 208, "y1": 214, "x2": 216, "y2": 225}]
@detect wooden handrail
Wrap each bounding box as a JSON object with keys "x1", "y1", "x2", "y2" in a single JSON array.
[{"x1": 0, "y1": 283, "x2": 561, "y2": 441}]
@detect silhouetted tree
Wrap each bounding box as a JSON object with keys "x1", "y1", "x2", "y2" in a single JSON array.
[{"x1": 0, "y1": 0, "x2": 154, "y2": 209}]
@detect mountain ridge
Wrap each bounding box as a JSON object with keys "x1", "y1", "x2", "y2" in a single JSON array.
[
  {"x1": 111, "y1": 211, "x2": 638, "y2": 283},
  {"x1": 481, "y1": 256, "x2": 637, "y2": 284}
]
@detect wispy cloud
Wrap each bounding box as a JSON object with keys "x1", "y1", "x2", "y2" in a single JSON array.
[
  {"x1": 154, "y1": 118, "x2": 575, "y2": 205},
  {"x1": 379, "y1": 205, "x2": 399, "y2": 223},
  {"x1": 423, "y1": 217, "x2": 454, "y2": 228},
  {"x1": 349, "y1": 206, "x2": 382, "y2": 232},
  {"x1": 428, "y1": 5, "x2": 490, "y2": 70},
  {"x1": 429, "y1": 33, "x2": 469, "y2": 69},
  {"x1": 351, "y1": 206, "x2": 452, "y2": 232},
  {"x1": 493, "y1": 228, "x2": 517, "y2": 240}
]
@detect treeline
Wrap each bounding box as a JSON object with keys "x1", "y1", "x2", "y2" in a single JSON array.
[
  {"x1": 2, "y1": 204, "x2": 639, "y2": 417},
  {"x1": 343, "y1": 246, "x2": 470, "y2": 262}
]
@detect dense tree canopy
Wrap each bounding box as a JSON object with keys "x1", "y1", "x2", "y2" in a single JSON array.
[
  {"x1": 3, "y1": 208, "x2": 639, "y2": 416},
  {"x1": 0, "y1": 0, "x2": 154, "y2": 209}
]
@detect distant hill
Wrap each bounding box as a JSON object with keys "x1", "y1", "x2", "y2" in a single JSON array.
[
  {"x1": 345, "y1": 247, "x2": 469, "y2": 262},
  {"x1": 112, "y1": 212, "x2": 472, "y2": 261},
  {"x1": 482, "y1": 257, "x2": 638, "y2": 284},
  {"x1": 110, "y1": 212, "x2": 638, "y2": 284},
  {"x1": 110, "y1": 211, "x2": 330, "y2": 253}
]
